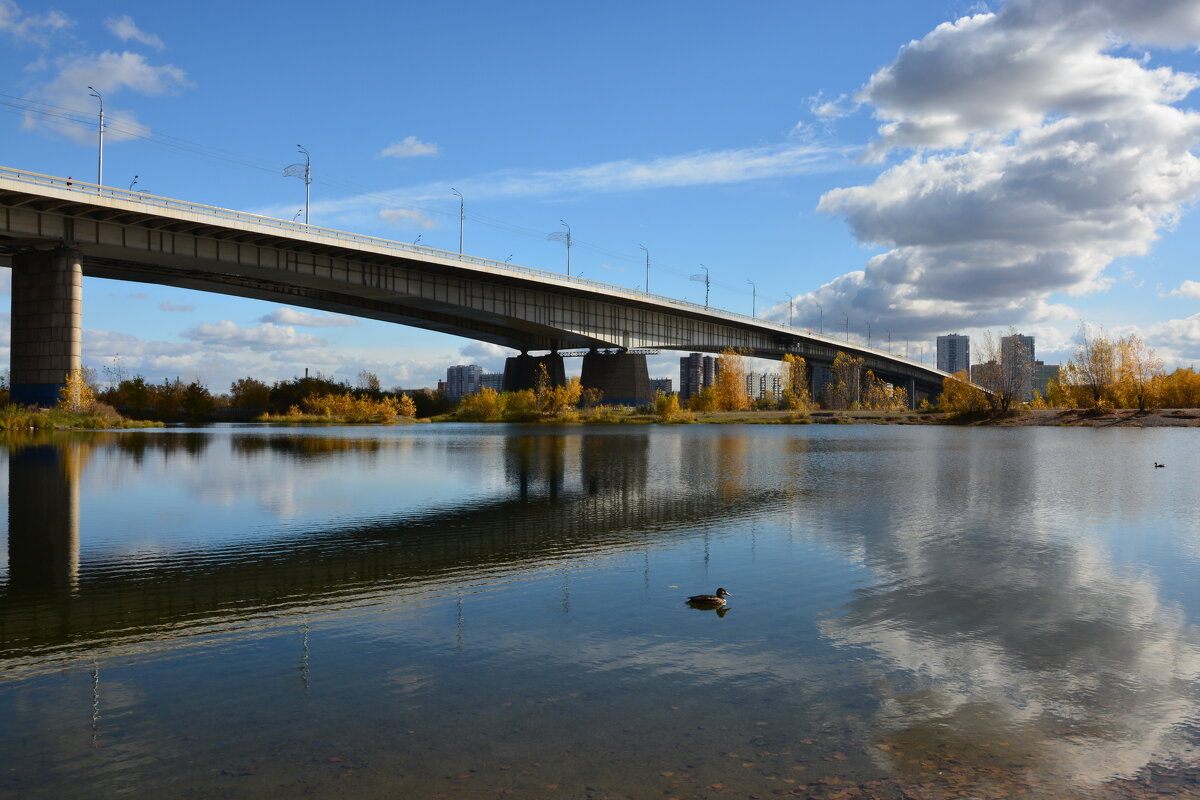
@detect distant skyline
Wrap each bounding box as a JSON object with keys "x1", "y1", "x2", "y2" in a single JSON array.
[{"x1": 2, "y1": 0, "x2": 1198, "y2": 390}]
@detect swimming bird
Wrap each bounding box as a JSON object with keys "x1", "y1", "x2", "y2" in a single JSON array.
[
  {"x1": 1155, "y1": 462, "x2": 1166, "y2": 468},
  {"x1": 686, "y1": 588, "x2": 731, "y2": 607}
]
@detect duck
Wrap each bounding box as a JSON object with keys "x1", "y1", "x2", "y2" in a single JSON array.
[
  {"x1": 1154, "y1": 462, "x2": 1166, "y2": 468},
  {"x1": 686, "y1": 587, "x2": 731, "y2": 607}
]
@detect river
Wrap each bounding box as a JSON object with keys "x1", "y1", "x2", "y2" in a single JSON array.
[{"x1": 0, "y1": 423, "x2": 1198, "y2": 798}]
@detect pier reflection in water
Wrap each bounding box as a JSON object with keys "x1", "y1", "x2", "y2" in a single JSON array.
[{"x1": 1, "y1": 425, "x2": 1198, "y2": 798}]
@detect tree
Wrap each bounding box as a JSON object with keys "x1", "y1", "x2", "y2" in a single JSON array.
[
  {"x1": 1113, "y1": 334, "x2": 1163, "y2": 411},
  {"x1": 973, "y1": 329, "x2": 1032, "y2": 413},
  {"x1": 1062, "y1": 325, "x2": 1117, "y2": 407},
  {"x1": 825, "y1": 351, "x2": 864, "y2": 410},
  {"x1": 713, "y1": 348, "x2": 750, "y2": 411},
  {"x1": 780, "y1": 354, "x2": 811, "y2": 411},
  {"x1": 58, "y1": 369, "x2": 96, "y2": 413},
  {"x1": 182, "y1": 380, "x2": 215, "y2": 419},
  {"x1": 939, "y1": 370, "x2": 990, "y2": 414},
  {"x1": 230, "y1": 377, "x2": 271, "y2": 409},
  {"x1": 356, "y1": 370, "x2": 382, "y2": 396}
]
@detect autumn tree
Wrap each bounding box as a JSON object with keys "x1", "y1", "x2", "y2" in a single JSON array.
[
  {"x1": 57, "y1": 369, "x2": 96, "y2": 413},
  {"x1": 780, "y1": 354, "x2": 811, "y2": 411},
  {"x1": 713, "y1": 348, "x2": 750, "y2": 411},
  {"x1": 939, "y1": 370, "x2": 990, "y2": 414},
  {"x1": 1112, "y1": 334, "x2": 1163, "y2": 411},
  {"x1": 1062, "y1": 325, "x2": 1117, "y2": 407},
  {"x1": 973, "y1": 329, "x2": 1032, "y2": 413},
  {"x1": 230, "y1": 377, "x2": 271, "y2": 410},
  {"x1": 356, "y1": 370, "x2": 382, "y2": 396},
  {"x1": 824, "y1": 351, "x2": 863, "y2": 410},
  {"x1": 1153, "y1": 368, "x2": 1200, "y2": 408}
]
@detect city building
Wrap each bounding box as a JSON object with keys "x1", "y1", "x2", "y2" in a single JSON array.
[
  {"x1": 1001, "y1": 333, "x2": 1036, "y2": 402},
  {"x1": 1034, "y1": 362, "x2": 1060, "y2": 399},
  {"x1": 445, "y1": 364, "x2": 483, "y2": 401},
  {"x1": 744, "y1": 371, "x2": 783, "y2": 402},
  {"x1": 480, "y1": 372, "x2": 504, "y2": 393},
  {"x1": 936, "y1": 334, "x2": 970, "y2": 375},
  {"x1": 649, "y1": 378, "x2": 673, "y2": 396},
  {"x1": 678, "y1": 353, "x2": 720, "y2": 400}
]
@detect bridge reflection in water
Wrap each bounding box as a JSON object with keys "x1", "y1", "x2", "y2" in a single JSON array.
[{"x1": 0, "y1": 429, "x2": 790, "y2": 669}]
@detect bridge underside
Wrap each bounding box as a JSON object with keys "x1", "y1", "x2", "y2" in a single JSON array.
[{"x1": 0, "y1": 176, "x2": 949, "y2": 405}]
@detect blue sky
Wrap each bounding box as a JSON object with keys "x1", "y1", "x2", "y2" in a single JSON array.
[{"x1": 2, "y1": 0, "x2": 1199, "y2": 391}]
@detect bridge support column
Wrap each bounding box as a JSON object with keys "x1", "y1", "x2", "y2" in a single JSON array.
[
  {"x1": 580, "y1": 350, "x2": 651, "y2": 406},
  {"x1": 502, "y1": 352, "x2": 566, "y2": 393},
  {"x1": 908, "y1": 378, "x2": 917, "y2": 410},
  {"x1": 10, "y1": 247, "x2": 82, "y2": 406}
]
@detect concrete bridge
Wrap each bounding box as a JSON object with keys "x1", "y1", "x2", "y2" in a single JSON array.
[{"x1": 0, "y1": 166, "x2": 951, "y2": 405}]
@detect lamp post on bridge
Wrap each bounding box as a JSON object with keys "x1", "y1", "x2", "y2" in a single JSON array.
[
  {"x1": 746, "y1": 279, "x2": 756, "y2": 318},
  {"x1": 690, "y1": 264, "x2": 710, "y2": 309},
  {"x1": 87, "y1": 86, "x2": 104, "y2": 190},
  {"x1": 639, "y1": 244, "x2": 650, "y2": 293},
  {"x1": 451, "y1": 188, "x2": 464, "y2": 254},
  {"x1": 786, "y1": 293, "x2": 793, "y2": 327},
  {"x1": 283, "y1": 145, "x2": 312, "y2": 224},
  {"x1": 560, "y1": 219, "x2": 572, "y2": 276}
]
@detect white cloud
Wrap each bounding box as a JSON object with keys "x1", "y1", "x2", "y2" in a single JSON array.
[
  {"x1": 286, "y1": 141, "x2": 848, "y2": 226},
  {"x1": 0, "y1": 0, "x2": 72, "y2": 45},
  {"x1": 180, "y1": 321, "x2": 326, "y2": 352},
  {"x1": 1169, "y1": 279, "x2": 1200, "y2": 298},
  {"x1": 380, "y1": 136, "x2": 438, "y2": 158},
  {"x1": 21, "y1": 50, "x2": 190, "y2": 143},
  {"x1": 379, "y1": 208, "x2": 436, "y2": 229},
  {"x1": 802, "y1": 0, "x2": 1200, "y2": 344},
  {"x1": 104, "y1": 15, "x2": 164, "y2": 50},
  {"x1": 457, "y1": 341, "x2": 511, "y2": 370},
  {"x1": 258, "y1": 307, "x2": 358, "y2": 328},
  {"x1": 159, "y1": 300, "x2": 195, "y2": 312}
]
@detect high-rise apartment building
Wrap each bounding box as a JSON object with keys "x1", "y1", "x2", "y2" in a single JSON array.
[
  {"x1": 445, "y1": 364, "x2": 484, "y2": 401},
  {"x1": 1001, "y1": 334, "x2": 1036, "y2": 402},
  {"x1": 936, "y1": 334, "x2": 970, "y2": 374},
  {"x1": 678, "y1": 353, "x2": 720, "y2": 400}
]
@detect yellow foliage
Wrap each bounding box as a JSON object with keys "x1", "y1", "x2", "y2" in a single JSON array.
[
  {"x1": 653, "y1": 390, "x2": 694, "y2": 423},
  {"x1": 298, "y1": 392, "x2": 409, "y2": 422},
  {"x1": 938, "y1": 370, "x2": 990, "y2": 414},
  {"x1": 458, "y1": 387, "x2": 507, "y2": 421},
  {"x1": 687, "y1": 386, "x2": 717, "y2": 412},
  {"x1": 57, "y1": 369, "x2": 96, "y2": 413},
  {"x1": 713, "y1": 348, "x2": 750, "y2": 411},
  {"x1": 780, "y1": 354, "x2": 811, "y2": 411},
  {"x1": 862, "y1": 370, "x2": 907, "y2": 411},
  {"x1": 538, "y1": 375, "x2": 583, "y2": 416}
]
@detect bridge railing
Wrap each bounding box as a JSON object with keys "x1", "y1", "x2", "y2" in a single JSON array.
[{"x1": 0, "y1": 165, "x2": 939, "y2": 373}]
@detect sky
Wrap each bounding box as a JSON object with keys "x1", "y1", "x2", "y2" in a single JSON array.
[{"x1": 1, "y1": 0, "x2": 1199, "y2": 392}]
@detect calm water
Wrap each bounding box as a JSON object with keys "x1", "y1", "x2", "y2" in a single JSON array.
[{"x1": 0, "y1": 424, "x2": 1198, "y2": 799}]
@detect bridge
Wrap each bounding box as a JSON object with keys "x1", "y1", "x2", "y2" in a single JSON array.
[{"x1": 0, "y1": 166, "x2": 951, "y2": 405}]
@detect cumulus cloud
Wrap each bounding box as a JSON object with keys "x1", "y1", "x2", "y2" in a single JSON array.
[
  {"x1": 0, "y1": 0, "x2": 71, "y2": 45},
  {"x1": 104, "y1": 15, "x2": 163, "y2": 50},
  {"x1": 803, "y1": 0, "x2": 1200, "y2": 346},
  {"x1": 180, "y1": 321, "x2": 326, "y2": 352},
  {"x1": 21, "y1": 49, "x2": 191, "y2": 143},
  {"x1": 1169, "y1": 279, "x2": 1200, "y2": 298},
  {"x1": 159, "y1": 300, "x2": 194, "y2": 312},
  {"x1": 380, "y1": 136, "x2": 438, "y2": 158},
  {"x1": 258, "y1": 307, "x2": 357, "y2": 328},
  {"x1": 379, "y1": 208, "x2": 436, "y2": 229},
  {"x1": 458, "y1": 341, "x2": 511, "y2": 366}
]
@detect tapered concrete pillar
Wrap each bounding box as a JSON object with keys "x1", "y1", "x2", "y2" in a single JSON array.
[
  {"x1": 580, "y1": 350, "x2": 651, "y2": 406},
  {"x1": 502, "y1": 352, "x2": 566, "y2": 392},
  {"x1": 10, "y1": 247, "x2": 83, "y2": 406}
]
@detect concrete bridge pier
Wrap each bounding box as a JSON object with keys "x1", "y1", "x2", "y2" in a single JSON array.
[
  {"x1": 580, "y1": 350, "x2": 651, "y2": 406},
  {"x1": 502, "y1": 352, "x2": 567, "y2": 393},
  {"x1": 10, "y1": 247, "x2": 82, "y2": 406}
]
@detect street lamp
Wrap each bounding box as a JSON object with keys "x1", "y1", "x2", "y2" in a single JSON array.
[
  {"x1": 690, "y1": 264, "x2": 711, "y2": 309},
  {"x1": 451, "y1": 188, "x2": 464, "y2": 254},
  {"x1": 128, "y1": 175, "x2": 138, "y2": 191},
  {"x1": 785, "y1": 293, "x2": 793, "y2": 327},
  {"x1": 746, "y1": 279, "x2": 756, "y2": 318},
  {"x1": 560, "y1": 219, "x2": 572, "y2": 276},
  {"x1": 283, "y1": 145, "x2": 311, "y2": 224},
  {"x1": 87, "y1": 86, "x2": 104, "y2": 190},
  {"x1": 639, "y1": 244, "x2": 650, "y2": 293},
  {"x1": 867, "y1": 321, "x2": 872, "y2": 348},
  {"x1": 817, "y1": 303, "x2": 824, "y2": 335},
  {"x1": 841, "y1": 312, "x2": 849, "y2": 341}
]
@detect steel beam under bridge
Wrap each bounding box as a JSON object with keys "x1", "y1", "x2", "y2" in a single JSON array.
[{"x1": 0, "y1": 167, "x2": 951, "y2": 401}]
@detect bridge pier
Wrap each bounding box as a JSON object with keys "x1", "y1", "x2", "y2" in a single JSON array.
[
  {"x1": 10, "y1": 247, "x2": 82, "y2": 406},
  {"x1": 502, "y1": 352, "x2": 566, "y2": 392},
  {"x1": 580, "y1": 350, "x2": 651, "y2": 406}
]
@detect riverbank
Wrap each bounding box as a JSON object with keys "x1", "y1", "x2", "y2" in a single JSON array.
[{"x1": 657, "y1": 407, "x2": 1200, "y2": 426}]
